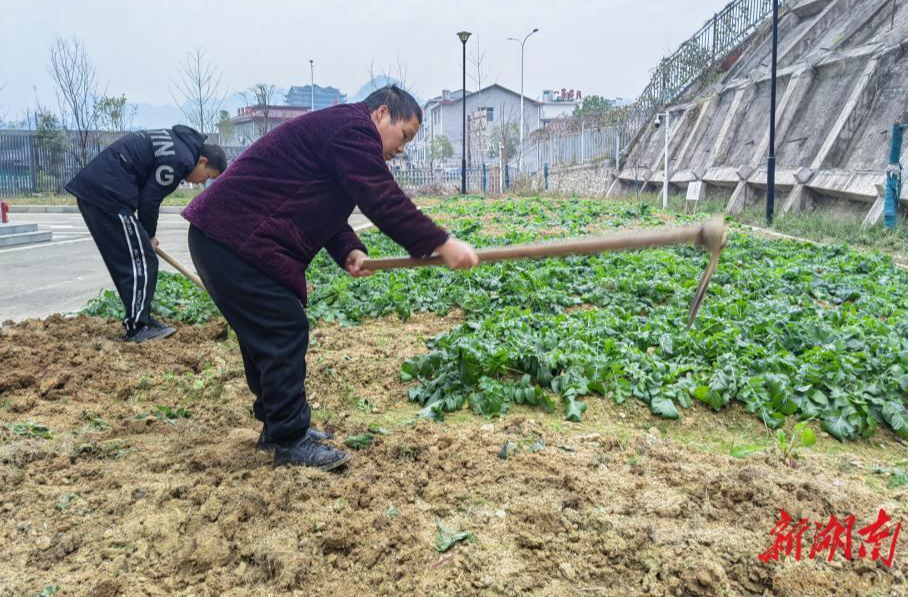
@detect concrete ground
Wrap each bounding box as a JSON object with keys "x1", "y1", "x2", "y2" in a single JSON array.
[{"x1": 0, "y1": 212, "x2": 372, "y2": 322}]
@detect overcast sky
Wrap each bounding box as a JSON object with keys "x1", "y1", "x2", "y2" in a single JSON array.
[{"x1": 0, "y1": 0, "x2": 730, "y2": 118}]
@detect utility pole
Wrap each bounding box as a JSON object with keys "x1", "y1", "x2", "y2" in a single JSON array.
[
  {"x1": 508, "y1": 28, "x2": 539, "y2": 171},
  {"x1": 309, "y1": 60, "x2": 315, "y2": 111},
  {"x1": 458, "y1": 31, "x2": 471, "y2": 194}
]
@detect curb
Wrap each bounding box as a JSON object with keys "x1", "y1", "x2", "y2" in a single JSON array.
[{"x1": 9, "y1": 206, "x2": 187, "y2": 214}]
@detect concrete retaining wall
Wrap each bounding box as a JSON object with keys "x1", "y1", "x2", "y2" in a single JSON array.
[{"x1": 545, "y1": 0, "x2": 908, "y2": 224}]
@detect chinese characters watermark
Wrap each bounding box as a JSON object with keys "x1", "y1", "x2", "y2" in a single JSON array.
[{"x1": 759, "y1": 508, "x2": 901, "y2": 567}]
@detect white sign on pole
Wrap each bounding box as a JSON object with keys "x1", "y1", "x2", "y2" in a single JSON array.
[{"x1": 686, "y1": 181, "x2": 703, "y2": 202}]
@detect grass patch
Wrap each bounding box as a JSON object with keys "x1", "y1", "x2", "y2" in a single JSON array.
[
  {"x1": 626, "y1": 191, "x2": 908, "y2": 262},
  {"x1": 5, "y1": 186, "x2": 204, "y2": 207}
]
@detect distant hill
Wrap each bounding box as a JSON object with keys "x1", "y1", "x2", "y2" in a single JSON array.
[
  {"x1": 132, "y1": 103, "x2": 185, "y2": 129},
  {"x1": 349, "y1": 76, "x2": 422, "y2": 104},
  {"x1": 133, "y1": 89, "x2": 287, "y2": 130}
]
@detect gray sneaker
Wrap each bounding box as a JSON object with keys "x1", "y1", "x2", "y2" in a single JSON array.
[
  {"x1": 147, "y1": 317, "x2": 168, "y2": 330},
  {"x1": 273, "y1": 435, "x2": 350, "y2": 471},
  {"x1": 126, "y1": 325, "x2": 176, "y2": 343}
]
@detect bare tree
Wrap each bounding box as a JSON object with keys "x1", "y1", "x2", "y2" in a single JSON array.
[
  {"x1": 366, "y1": 55, "x2": 411, "y2": 92},
  {"x1": 217, "y1": 109, "x2": 235, "y2": 144},
  {"x1": 466, "y1": 38, "x2": 493, "y2": 164},
  {"x1": 171, "y1": 47, "x2": 224, "y2": 134},
  {"x1": 366, "y1": 58, "x2": 391, "y2": 92},
  {"x1": 47, "y1": 35, "x2": 101, "y2": 167},
  {"x1": 366, "y1": 57, "x2": 378, "y2": 92},
  {"x1": 491, "y1": 102, "x2": 520, "y2": 167},
  {"x1": 32, "y1": 92, "x2": 69, "y2": 192},
  {"x1": 466, "y1": 38, "x2": 492, "y2": 93},
  {"x1": 246, "y1": 83, "x2": 276, "y2": 136},
  {"x1": 389, "y1": 55, "x2": 408, "y2": 89}
]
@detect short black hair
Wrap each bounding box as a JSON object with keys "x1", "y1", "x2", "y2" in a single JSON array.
[
  {"x1": 363, "y1": 85, "x2": 422, "y2": 124},
  {"x1": 200, "y1": 143, "x2": 227, "y2": 173}
]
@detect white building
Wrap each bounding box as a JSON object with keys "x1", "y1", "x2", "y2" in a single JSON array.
[{"x1": 411, "y1": 84, "x2": 542, "y2": 167}]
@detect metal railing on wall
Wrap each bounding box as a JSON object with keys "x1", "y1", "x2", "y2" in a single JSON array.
[
  {"x1": 0, "y1": 130, "x2": 226, "y2": 198},
  {"x1": 0, "y1": 130, "x2": 123, "y2": 197},
  {"x1": 393, "y1": 166, "x2": 508, "y2": 195},
  {"x1": 516, "y1": 0, "x2": 778, "y2": 176}
]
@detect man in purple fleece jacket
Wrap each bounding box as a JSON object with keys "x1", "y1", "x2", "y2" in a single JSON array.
[{"x1": 182, "y1": 86, "x2": 478, "y2": 471}]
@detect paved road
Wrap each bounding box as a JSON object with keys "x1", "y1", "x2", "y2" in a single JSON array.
[{"x1": 0, "y1": 212, "x2": 372, "y2": 322}]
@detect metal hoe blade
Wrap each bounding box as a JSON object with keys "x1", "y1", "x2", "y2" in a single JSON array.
[{"x1": 686, "y1": 217, "x2": 727, "y2": 328}]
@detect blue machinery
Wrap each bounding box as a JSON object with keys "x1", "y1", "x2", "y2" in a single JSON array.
[{"x1": 883, "y1": 113, "x2": 906, "y2": 229}]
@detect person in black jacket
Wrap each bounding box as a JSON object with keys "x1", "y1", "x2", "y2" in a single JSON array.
[{"x1": 66, "y1": 125, "x2": 226, "y2": 343}]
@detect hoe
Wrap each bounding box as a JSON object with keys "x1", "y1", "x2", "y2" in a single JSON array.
[{"x1": 361, "y1": 216, "x2": 728, "y2": 328}]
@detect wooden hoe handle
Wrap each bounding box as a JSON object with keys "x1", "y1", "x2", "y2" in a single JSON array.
[
  {"x1": 361, "y1": 217, "x2": 726, "y2": 270},
  {"x1": 155, "y1": 246, "x2": 206, "y2": 291}
]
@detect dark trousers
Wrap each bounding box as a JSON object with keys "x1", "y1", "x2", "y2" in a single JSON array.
[
  {"x1": 77, "y1": 198, "x2": 158, "y2": 335},
  {"x1": 188, "y1": 225, "x2": 311, "y2": 442}
]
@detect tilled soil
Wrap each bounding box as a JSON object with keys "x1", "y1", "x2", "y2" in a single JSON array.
[{"x1": 0, "y1": 315, "x2": 906, "y2": 597}]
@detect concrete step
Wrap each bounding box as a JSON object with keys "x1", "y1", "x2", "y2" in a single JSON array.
[
  {"x1": 0, "y1": 223, "x2": 39, "y2": 236},
  {"x1": 0, "y1": 230, "x2": 53, "y2": 248}
]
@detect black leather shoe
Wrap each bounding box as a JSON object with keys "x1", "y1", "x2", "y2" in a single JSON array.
[
  {"x1": 272, "y1": 435, "x2": 350, "y2": 471},
  {"x1": 256, "y1": 425, "x2": 332, "y2": 452}
]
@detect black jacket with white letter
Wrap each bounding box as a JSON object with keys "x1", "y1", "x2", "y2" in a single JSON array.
[{"x1": 65, "y1": 125, "x2": 206, "y2": 237}]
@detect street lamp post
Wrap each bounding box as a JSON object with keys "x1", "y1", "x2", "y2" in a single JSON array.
[
  {"x1": 309, "y1": 60, "x2": 315, "y2": 111},
  {"x1": 508, "y1": 28, "x2": 539, "y2": 172},
  {"x1": 766, "y1": 0, "x2": 779, "y2": 225},
  {"x1": 457, "y1": 31, "x2": 471, "y2": 195},
  {"x1": 655, "y1": 111, "x2": 670, "y2": 209}
]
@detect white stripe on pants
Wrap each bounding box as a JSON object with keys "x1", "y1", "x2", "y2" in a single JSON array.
[{"x1": 118, "y1": 214, "x2": 148, "y2": 332}]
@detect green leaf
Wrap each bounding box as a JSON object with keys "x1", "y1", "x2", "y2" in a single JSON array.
[
  {"x1": 434, "y1": 521, "x2": 474, "y2": 552},
  {"x1": 366, "y1": 423, "x2": 390, "y2": 436},
  {"x1": 707, "y1": 390, "x2": 724, "y2": 411},
  {"x1": 538, "y1": 392, "x2": 556, "y2": 413},
  {"x1": 881, "y1": 403, "x2": 908, "y2": 439},
  {"x1": 651, "y1": 396, "x2": 680, "y2": 419},
  {"x1": 563, "y1": 398, "x2": 587, "y2": 422},
  {"x1": 659, "y1": 334, "x2": 674, "y2": 355},
  {"x1": 778, "y1": 398, "x2": 798, "y2": 416},
  {"x1": 10, "y1": 421, "x2": 53, "y2": 439},
  {"x1": 890, "y1": 474, "x2": 908, "y2": 489},
  {"x1": 897, "y1": 375, "x2": 908, "y2": 393},
  {"x1": 759, "y1": 410, "x2": 785, "y2": 429},
  {"x1": 344, "y1": 434, "x2": 375, "y2": 450},
  {"x1": 775, "y1": 429, "x2": 788, "y2": 453},
  {"x1": 355, "y1": 397, "x2": 376, "y2": 413},
  {"x1": 822, "y1": 415, "x2": 856, "y2": 441},
  {"x1": 799, "y1": 426, "x2": 816, "y2": 448}
]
